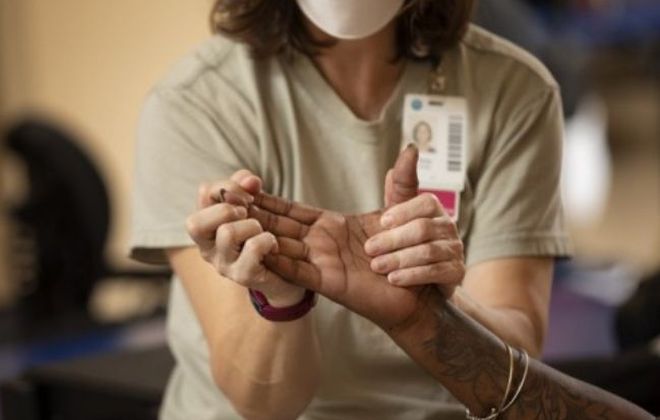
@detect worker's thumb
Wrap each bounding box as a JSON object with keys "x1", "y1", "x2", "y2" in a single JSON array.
[{"x1": 384, "y1": 144, "x2": 419, "y2": 207}]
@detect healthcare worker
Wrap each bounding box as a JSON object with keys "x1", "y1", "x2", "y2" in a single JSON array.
[{"x1": 129, "y1": 0, "x2": 607, "y2": 418}]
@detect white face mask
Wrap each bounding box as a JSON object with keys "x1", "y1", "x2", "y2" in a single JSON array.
[{"x1": 296, "y1": 0, "x2": 405, "y2": 40}]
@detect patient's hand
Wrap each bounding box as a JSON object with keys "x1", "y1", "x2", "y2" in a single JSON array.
[
  {"x1": 251, "y1": 194, "x2": 419, "y2": 331},
  {"x1": 250, "y1": 147, "x2": 464, "y2": 332}
]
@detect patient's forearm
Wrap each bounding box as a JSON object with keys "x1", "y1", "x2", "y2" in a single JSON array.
[{"x1": 389, "y1": 293, "x2": 653, "y2": 419}]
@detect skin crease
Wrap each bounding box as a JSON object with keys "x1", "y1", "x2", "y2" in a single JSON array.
[{"x1": 246, "y1": 148, "x2": 653, "y2": 420}]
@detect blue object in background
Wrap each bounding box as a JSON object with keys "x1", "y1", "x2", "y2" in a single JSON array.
[{"x1": 0, "y1": 328, "x2": 121, "y2": 382}]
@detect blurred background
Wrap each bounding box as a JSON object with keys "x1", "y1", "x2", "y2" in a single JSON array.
[{"x1": 0, "y1": 0, "x2": 658, "y2": 418}]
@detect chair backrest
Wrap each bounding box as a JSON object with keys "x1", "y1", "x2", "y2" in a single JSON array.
[{"x1": 5, "y1": 119, "x2": 110, "y2": 319}]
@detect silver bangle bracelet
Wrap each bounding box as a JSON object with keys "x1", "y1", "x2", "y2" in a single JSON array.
[
  {"x1": 465, "y1": 407, "x2": 499, "y2": 420},
  {"x1": 465, "y1": 343, "x2": 515, "y2": 420},
  {"x1": 499, "y1": 349, "x2": 530, "y2": 413}
]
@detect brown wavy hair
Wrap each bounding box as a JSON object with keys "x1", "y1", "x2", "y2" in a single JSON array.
[{"x1": 210, "y1": 0, "x2": 475, "y2": 60}]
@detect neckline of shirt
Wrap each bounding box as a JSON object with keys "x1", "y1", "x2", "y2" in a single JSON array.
[{"x1": 286, "y1": 50, "x2": 430, "y2": 131}]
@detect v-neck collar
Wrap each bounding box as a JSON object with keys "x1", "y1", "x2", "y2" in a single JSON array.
[{"x1": 286, "y1": 50, "x2": 430, "y2": 129}]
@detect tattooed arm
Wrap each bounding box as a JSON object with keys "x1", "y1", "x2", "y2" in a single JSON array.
[
  {"x1": 251, "y1": 192, "x2": 652, "y2": 420},
  {"x1": 248, "y1": 146, "x2": 653, "y2": 419},
  {"x1": 391, "y1": 290, "x2": 653, "y2": 420}
]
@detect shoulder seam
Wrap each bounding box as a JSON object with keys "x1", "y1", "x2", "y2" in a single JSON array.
[
  {"x1": 460, "y1": 26, "x2": 558, "y2": 89},
  {"x1": 156, "y1": 36, "x2": 240, "y2": 93}
]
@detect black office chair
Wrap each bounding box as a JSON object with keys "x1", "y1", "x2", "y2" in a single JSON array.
[
  {"x1": 1, "y1": 119, "x2": 174, "y2": 420},
  {"x1": 4, "y1": 119, "x2": 169, "y2": 329},
  {"x1": 6, "y1": 120, "x2": 111, "y2": 325}
]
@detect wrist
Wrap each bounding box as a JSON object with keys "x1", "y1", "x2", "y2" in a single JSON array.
[
  {"x1": 265, "y1": 286, "x2": 307, "y2": 308},
  {"x1": 386, "y1": 287, "x2": 444, "y2": 345}
]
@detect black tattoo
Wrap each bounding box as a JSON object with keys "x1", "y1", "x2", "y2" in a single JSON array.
[
  {"x1": 421, "y1": 295, "x2": 510, "y2": 415},
  {"x1": 506, "y1": 360, "x2": 619, "y2": 419},
  {"x1": 414, "y1": 297, "x2": 650, "y2": 419}
]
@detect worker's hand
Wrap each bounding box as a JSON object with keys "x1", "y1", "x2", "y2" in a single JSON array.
[
  {"x1": 185, "y1": 170, "x2": 305, "y2": 307},
  {"x1": 376, "y1": 144, "x2": 465, "y2": 297},
  {"x1": 365, "y1": 193, "x2": 464, "y2": 298}
]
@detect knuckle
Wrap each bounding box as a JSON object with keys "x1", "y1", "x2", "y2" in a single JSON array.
[
  {"x1": 387, "y1": 254, "x2": 401, "y2": 270},
  {"x1": 248, "y1": 218, "x2": 263, "y2": 233},
  {"x1": 411, "y1": 218, "x2": 427, "y2": 233},
  {"x1": 185, "y1": 216, "x2": 196, "y2": 235},
  {"x1": 216, "y1": 223, "x2": 235, "y2": 244},
  {"x1": 431, "y1": 242, "x2": 445, "y2": 260},
  {"x1": 278, "y1": 197, "x2": 294, "y2": 216},
  {"x1": 263, "y1": 211, "x2": 276, "y2": 230},
  {"x1": 232, "y1": 263, "x2": 258, "y2": 285},
  {"x1": 197, "y1": 182, "x2": 210, "y2": 198},
  {"x1": 422, "y1": 244, "x2": 438, "y2": 261},
  {"x1": 431, "y1": 263, "x2": 446, "y2": 278},
  {"x1": 235, "y1": 274, "x2": 252, "y2": 286},
  {"x1": 232, "y1": 169, "x2": 251, "y2": 182},
  {"x1": 200, "y1": 248, "x2": 213, "y2": 263},
  {"x1": 452, "y1": 260, "x2": 466, "y2": 282},
  {"x1": 242, "y1": 236, "x2": 261, "y2": 253},
  {"x1": 185, "y1": 217, "x2": 203, "y2": 239},
  {"x1": 450, "y1": 240, "x2": 464, "y2": 258},
  {"x1": 208, "y1": 253, "x2": 224, "y2": 273},
  {"x1": 227, "y1": 266, "x2": 248, "y2": 285},
  {"x1": 421, "y1": 193, "x2": 439, "y2": 213},
  {"x1": 413, "y1": 269, "x2": 428, "y2": 283},
  {"x1": 449, "y1": 222, "x2": 459, "y2": 237},
  {"x1": 212, "y1": 258, "x2": 225, "y2": 274},
  {"x1": 414, "y1": 218, "x2": 434, "y2": 240},
  {"x1": 222, "y1": 179, "x2": 237, "y2": 191},
  {"x1": 441, "y1": 216, "x2": 459, "y2": 235},
  {"x1": 216, "y1": 203, "x2": 235, "y2": 218},
  {"x1": 433, "y1": 217, "x2": 453, "y2": 238}
]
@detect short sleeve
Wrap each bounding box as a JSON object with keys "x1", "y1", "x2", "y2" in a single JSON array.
[
  {"x1": 465, "y1": 87, "x2": 573, "y2": 266},
  {"x1": 130, "y1": 87, "x2": 258, "y2": 265}
]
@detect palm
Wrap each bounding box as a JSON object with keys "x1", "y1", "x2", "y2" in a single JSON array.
[
  {"x1": 300, "y1": 209, "x2": 433, "y2": 331},
  {"x1": 302, "y1": 211, "x2": 378, "y2": 296},
  {"x1": 249, "y1": 144, "x2": 434, "y2": 332}
]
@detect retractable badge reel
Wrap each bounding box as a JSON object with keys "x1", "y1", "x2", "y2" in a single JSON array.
[{"x1": 402, "y1": 67, "x2": 468, "y2": 221}]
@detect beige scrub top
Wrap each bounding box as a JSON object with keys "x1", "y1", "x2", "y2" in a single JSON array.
[{"x1": 130, "y1": 24, "x2": 572, "y2": 420}]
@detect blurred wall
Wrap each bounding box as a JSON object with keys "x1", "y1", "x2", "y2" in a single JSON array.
[
  {"x1": 0, "y1": 0, "x2": 212, "y2": 299},
  {"x1": 573, "y1": 80, "x2": 660, "y2": 273}
]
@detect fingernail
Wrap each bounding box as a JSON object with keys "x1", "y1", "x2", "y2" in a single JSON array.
[
  {"x1": 365, "y1": 238, "x2": 379, "y2": 255},
  {"x1": 372, "y1": 257, "x2": 387, "y2": 272},
  {"x1": 388, "y1": 272, "x2": 399, "y2": 284},
  {"x1": 234, "y1": 207, "x2": 247, "y2": 218},
  {"x1": 381, "y1": 214, "x2": 394, "y2": 228}
]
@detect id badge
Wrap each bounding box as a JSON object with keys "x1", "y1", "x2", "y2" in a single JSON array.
[{"x1": 402, "y1": 94, "x2": 468, "y2": 221}]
